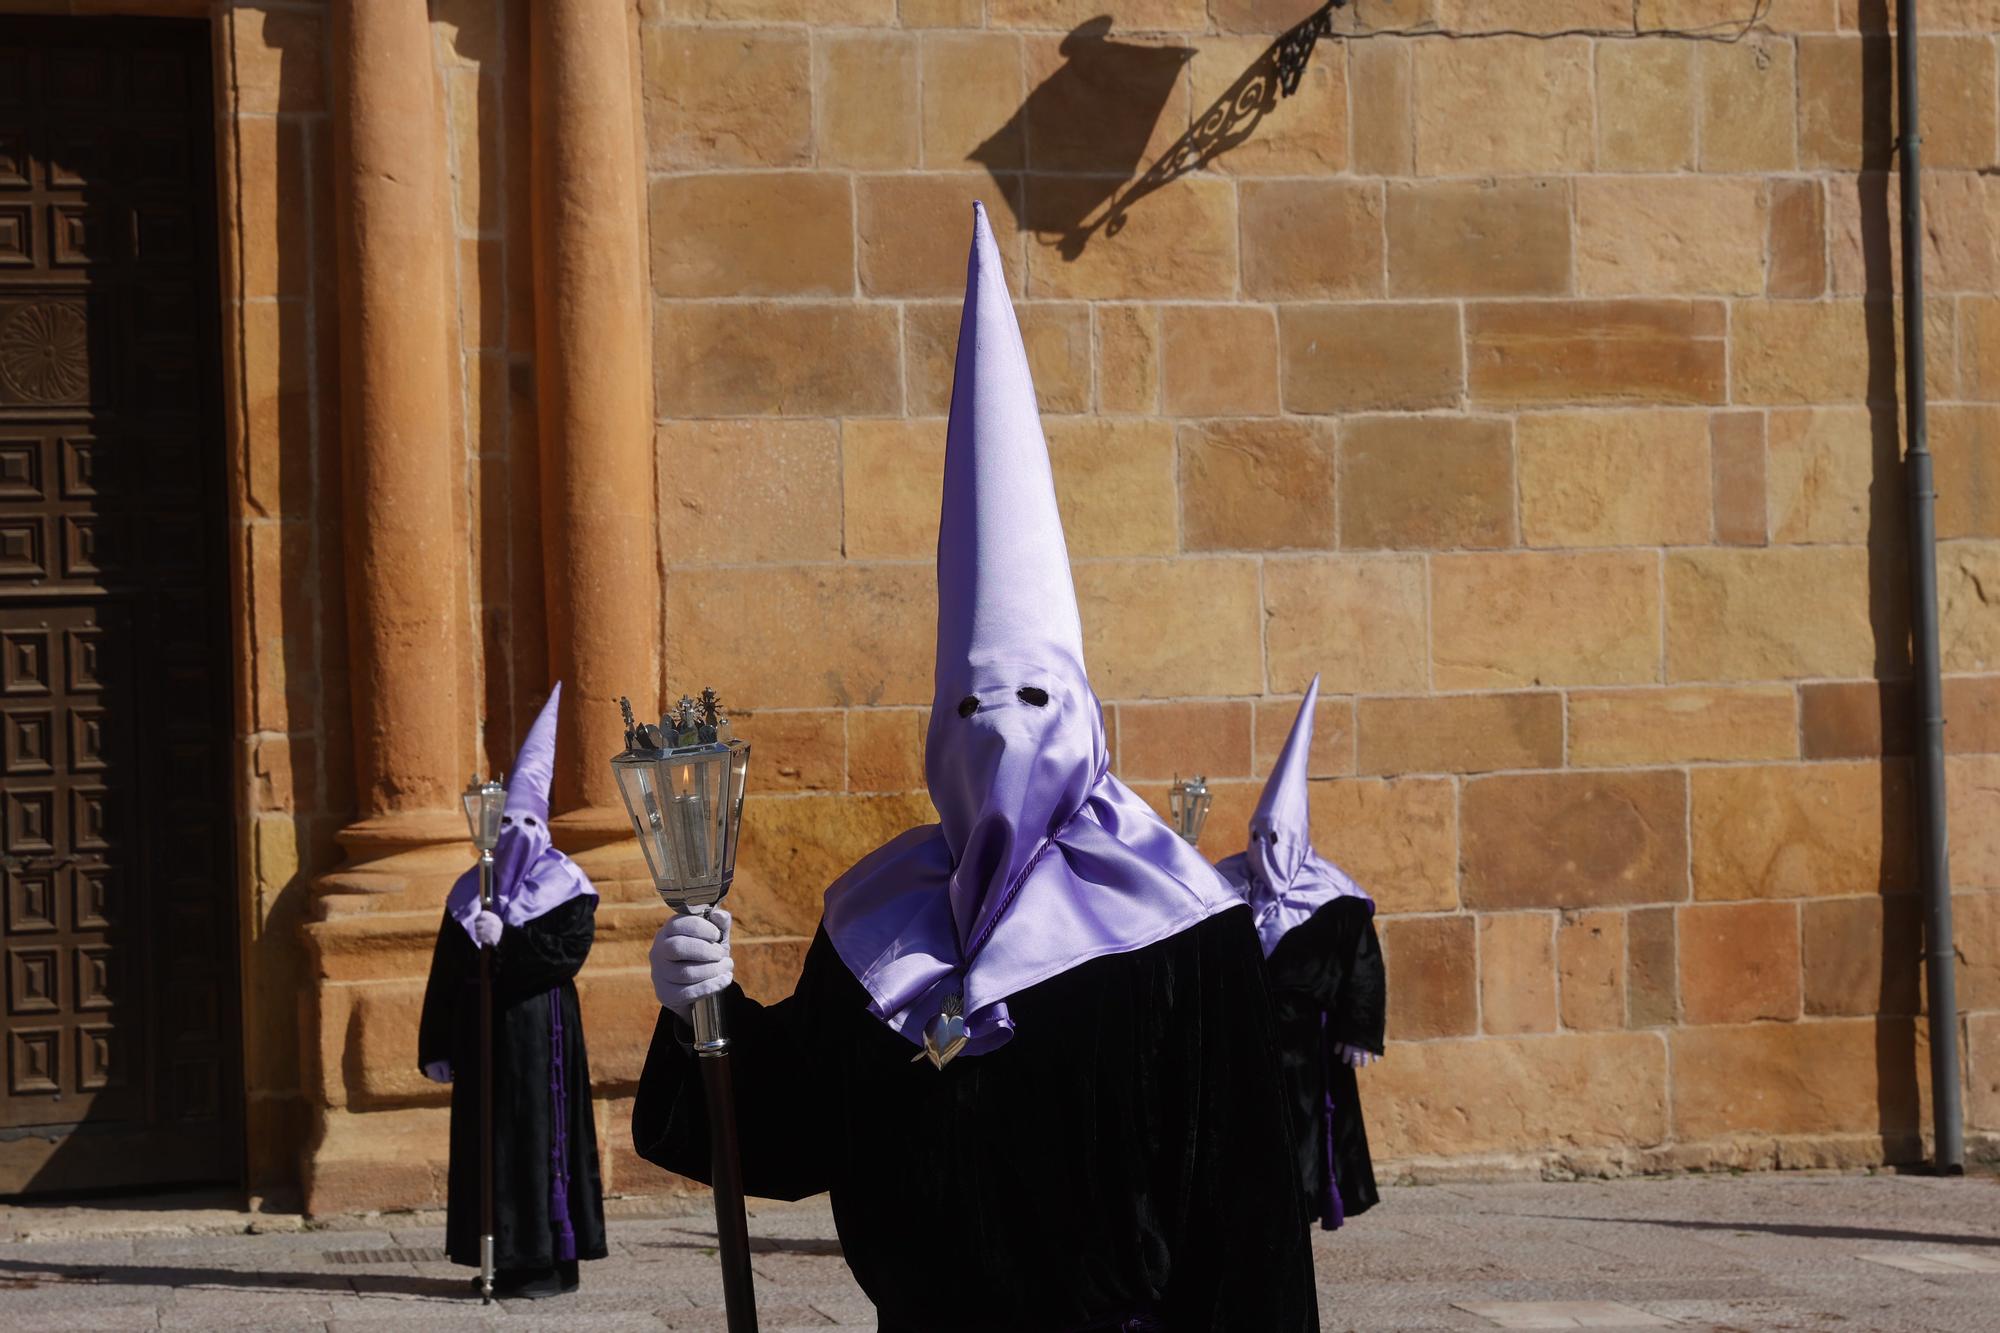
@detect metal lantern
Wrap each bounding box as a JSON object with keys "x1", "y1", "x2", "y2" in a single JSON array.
[
  {"x1": 461, "y1": 775, "x2": 507, "y2": 852},
  {"x1": 610, "y1": 689, "x2": 759, "y2": 1333},
  {"x1": 610, "y1": 696, "x2": 749, "y2": 915},
  {"x1": 1168, "y1": 773, "x2": 1213, "y2": 846}
]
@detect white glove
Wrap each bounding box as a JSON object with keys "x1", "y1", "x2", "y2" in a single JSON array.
[
  {"x1": 423, "y1": 1061, "x2": 453, "y2": 1083},
  {"x1": 1337, "y1": 1042, "x2": 1378, "y2": 1068},
  {"x1": 470, "y1": 911, "x2": 503, "y2": 948},
  {"x1": 651, "y1": 908, "x2": 733, "y2": 1022}
]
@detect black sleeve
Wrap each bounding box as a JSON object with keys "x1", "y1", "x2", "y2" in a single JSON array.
[
  {"x1": 630, "y1": 940, "x2": 835, "y2": 1203},
  {"x1": 417, "y1": 913, "x2": 465, "y2": 1071},
  {"x1": 1164, "y1": 909, "x2": 1319, "y2": 1331},
  {"x1": 1334, "y1": 911, "x2": 1387, "y2": 1056},
  {"x1": 493, "y1": 895, "x2": 597, "y2": 999}
]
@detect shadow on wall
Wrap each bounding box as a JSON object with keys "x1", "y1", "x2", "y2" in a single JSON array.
[
  {"x1": 974, "y1": 5, "x2": 1340, "y2": 260},
  {"x1": 1848, "y1": 0, "x2": 1925, "y2": 1153}
]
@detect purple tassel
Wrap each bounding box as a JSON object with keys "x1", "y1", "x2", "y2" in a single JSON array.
[{"x1": 548, "y1": 988, "x2": 577, "y2": 1262}]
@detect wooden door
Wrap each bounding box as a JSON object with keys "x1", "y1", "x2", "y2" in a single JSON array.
[{"x1": 0, "y1": 17, "x2": 239, "y2": 1195}]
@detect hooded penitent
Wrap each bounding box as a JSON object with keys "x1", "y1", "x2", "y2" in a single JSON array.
[
  {"x1": 445, "y1": 682, "x2": 598, "y2": 942},
  {"x1": 1216, "y1": 675, "x2": 1373, "y2": 956},
  {"x1": 820, "y1": 202, "x2": 1239, "y2": 1060}
]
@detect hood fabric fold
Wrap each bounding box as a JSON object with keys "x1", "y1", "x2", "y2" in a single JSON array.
[{"x1": 821, "y1": 203, "x2": 1238, "y2": 1059}]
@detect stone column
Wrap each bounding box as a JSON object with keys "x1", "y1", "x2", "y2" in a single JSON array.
[
  {"x1": 321, "y1": 0, "x2": 466, "y2": 891},
  {"x1": 531, "y1": 0, "x2": 661, "y2": 836}
]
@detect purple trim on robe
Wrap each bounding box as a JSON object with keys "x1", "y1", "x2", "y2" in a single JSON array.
[
  {"x1": 1318, "y1": 1011, "x2": 1344, "y2": 1233},
  {"x1": 548, "y1": 987, "x2": 576, "y2": 1262}
]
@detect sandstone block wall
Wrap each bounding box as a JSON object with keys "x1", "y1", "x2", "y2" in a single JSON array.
[{"x1": 640, "y1": 0, "x2": 2000, "y2": 1177}]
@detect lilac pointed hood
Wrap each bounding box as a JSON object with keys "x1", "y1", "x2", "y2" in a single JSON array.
[
  {"x1": 446, "y1": 683, "x2": 596, "y2": 941},
  {"x1": 821, "y1": 203, "x2": 1238, "y2": 1057},
  {"x1": 1215, "y1": 676, "x2": 1372, "y2": 955}
]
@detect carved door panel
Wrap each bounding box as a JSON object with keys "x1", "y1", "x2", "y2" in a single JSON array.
[{"x1": 0, "y1": 18, "x2": 238, "y2": 1194}]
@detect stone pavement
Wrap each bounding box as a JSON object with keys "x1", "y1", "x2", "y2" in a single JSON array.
[{"x1": 0, "y1": 1173, "x2": 1996, "y2": 1330}]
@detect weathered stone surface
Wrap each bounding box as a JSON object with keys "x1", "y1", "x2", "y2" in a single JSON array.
[
  {"x1": 1096, "y1": 304, "x2": 1160, "y2": 413},
  {"x1": 1367, "y1": 1032, "x2": 1669, "y2": 1159},
  {"x1": 650, "y1": 173, "x2": 853, "y2": 298},
  {"x1": 1711, "y1": 411, "x2": 1769, "y2": 545},
  {"x1": 988, "y1": 0, "x2": 1205, "y2": 28},
  {"x1": 1480, "y1": 913, "x2": 1558, "y2": 1036},
  {"x1": 1117, "y1": 700, "x2": 1254, "y2": 781},
  {"x1": 649, "y1": 0, "x2": 895, "y2": 17},
  {"x1": 1340, "y1": 415, "x2": 1513, "y2": 551},
  {"x1": 731, "y1": 710, "x2": 844, "y2": 793},
  {"x1": 1964, "y1": 296, "x2": 2000, "y2": 401},
  {"x1": 1431, "y1": 0, "x2": 1632, "y2": 29},
  {"x1": 1614, "y1": 908, "x2": 1680, "y2": 1035},
  {"x1": 658, "y1": 420, "x2": 842, "y2": 564},
  {"x1": 1179, "y1": 418, "x2": 1337, "y2": 552},
  {"x1": 1596, "y1": 41, "x2": 1694, "y2": 171},
  {"x1": 1309, "y1": 777, "x2": 1459, "y2": 913},
  {"x1": 1829, "y1": 172, "x2": 2000, "y2": 298},
  {"x1": 1263, "y1": 555, "x2": 1429, "y2": 694},
  {"x1": 921, "y1": 32, "x2": 1025, "y2": 169},
  {"x1": 1160, "y1": 305, "x2": 1279, "y2": 416},
  {"x1": 1942, "y1": 542, "x2": 2000, "y2": 673},
  {"x1": 1411, "y1": 37, "x2": 1593, "y2": 175},
  {"x1": 858, "y1": 174, "x2": 1024, "y2": 297},
  {"x1": 1189, "y1": 34, "x2": 1347, "y2": 175},
  {"x1": 1462, "y1": 770, "x2": 1690, "y2": 911},
  {"x1": 1803, "y1": 895, "x2": 1923, "y2": 1017},
  {"x1": 1799, "y1": 35, "x2": 1893, "y2": 170},
  {"x1": 1732, "y1": 300, "x2": 1900, "y2": 405},
  {"x1": 847, "y1": 707, "x2": 927, "y2": 793},
  {"x1": 1690, "y1": 761, "x2": 1914, "y2": 899},
  {"x1": 1043, "y1": 417, "x2": 1178, "y2": 557},
  {"x1": 1432, "y1": 552, "x2": 1661, "y2": 689},
  {"x1": 731, "y1": 793, "x2": 939, "y2": 935},
  {"x1": 842, "y1": 418, "x2": 943, "y2": 559},
  {"x1": 1568, "y1": 686, "x2": 1798, "y2": 766},
  {"x1": 643, "y1": 27, "x2": 812, "y2": 169},
  {"x1": 1558, "y1": 909, "x2": 1626, "y2": 1031},
  {"x1": 1914, "y1": 36, "x2": 1999, "y2": 169},
  {"x1": 1468, "y1": 300, "x2": 1728, "y2": 407},
  {"x1": 1386, "y1": 179, "x2": 1569, "y2": 299},
  {"x1": 1281, "y1": 304, "x2": 1463, "y2": 414},
  {"x1": 1801, "y1": 679, "x2": 1912, "y2": 758},
  {"x1": 1076, "y1": 559, "x2": 1263, "y2": 698},
  {"x1": 1025, "y1": 176, "x2": 1237, "y2": 300},
  {"x1": 1769, "y1": 179, "x2": 1828, "y2": 298},
  {"x1": 1576, "y1": 177, "x2": 1766, "y2": 296},
  {"x1": 1932, "y1": 406, "x2": 2000, "y2": 539},
  {"x1": 1383, "y1": 915, "x2": 1478, "y2": 1040},
  {"x1": 655, "y1": 301, "x2": 900, "y2": 416},
  {"x1": 905, "y1": 300, "x2": 1091, "y2": 414},
  {"x1": 1671, "y1": 1018, "x2": 1920, "y2": 1140},
  {"x1": 1971, "y1": 1012, "x2": 2000, "y2": 1133},
  {"x1": 1765, "y1": 407, "x2": 1897, "y2": 544},
  {"x1": 1517, "y1": 409, "x2": 1711, "y2": 547},
  {"x1": 1954, "y1": 889, "x2": 2000, "y2": 1008},
  {"x1": 1699, "y1": 34, "x2": 1798, "y2": 171},
  {"x1": 1254, "y1": 694, "x2": 1357, "y2": 778},
  {"x1": 819, "y1": 33, "x2": 918, "y2": 169},
  {"x1": 1356, "y1": 693, "x2": 1564, "y2": 776},
  {"x1": 1946, "y1": 676, "x2": 2000, "y2": 755},
  {"x1": 1679, "y1": 901, "x2": 1803, "y2": 1025},
  {"x1": 1666, "y1": 547, "x2": 1879, "y2": 681},
  {"x1": 1242, "y1": 179, "x2": 1383, "y2": 299},
  {"x1": 666, "y1": 565, "x2": 933, "y2": 708},
  {"x1": 1949, "y1": 754, "x2": 2000, "y2": 890},
  {"x1": 229, "y1": 5, "x2": 324, "y2": 115},
  {"x1": 1348, "y1": 38, "x2": 1414, "y2": 176}
]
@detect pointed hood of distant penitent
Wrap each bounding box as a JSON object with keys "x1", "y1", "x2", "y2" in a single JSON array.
[
  {"x1": 445, "y1": 682, "x2": 597, "y2": 941},
  {"x1": 1215, "y1": 675, "x2": 1372, "y2": 956}
]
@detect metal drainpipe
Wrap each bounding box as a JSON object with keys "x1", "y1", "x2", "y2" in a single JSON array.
[{"x1": 1898, "y1": 0, "x2": 1964, "y2": 1174}]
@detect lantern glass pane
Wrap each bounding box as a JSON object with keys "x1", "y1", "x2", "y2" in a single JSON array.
[
  {"x1": 461, "y1": 788, "x2": 483, "y2": 841},
  {"x1": 613, "y1": 758, "x2": 675, "y2": 889}
]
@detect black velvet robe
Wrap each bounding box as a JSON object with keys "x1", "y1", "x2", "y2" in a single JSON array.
[
  {"x1": 633, "y1": 904, "x2": 1316, "y2": 1333},
  {"x1": 1263, "y1": 896, "x2": 1385, "y2": 1229},
  {"x1": 418, "y1": 894, "x2": 609, "y2": 1271}
]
